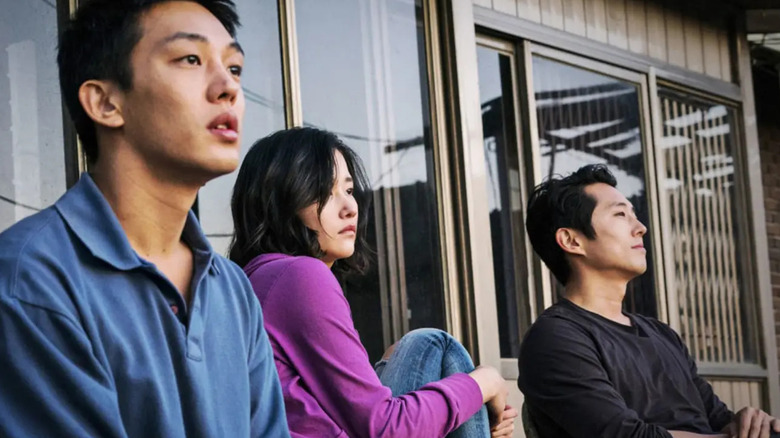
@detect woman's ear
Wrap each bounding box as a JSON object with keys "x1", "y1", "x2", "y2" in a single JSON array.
[
  {"x1": 555, "y1": 227, "x2": 586, "y2": 256},
  {"x1": 78, "y1": 79, "x2": 125, "y2": 129}
]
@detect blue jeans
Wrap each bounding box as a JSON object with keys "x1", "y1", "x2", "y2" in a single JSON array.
[{"x1": 374, "y1": 328, "x2": 490, "y2": 438}]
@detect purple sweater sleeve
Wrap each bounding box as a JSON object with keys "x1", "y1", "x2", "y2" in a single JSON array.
[{"x1": 257, "y1": 257, "x2": 483, "y2": 438}]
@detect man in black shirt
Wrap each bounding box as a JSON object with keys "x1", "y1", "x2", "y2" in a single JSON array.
[{"x1": 518, "y1": 164, "x2": 779, "y2": 438}]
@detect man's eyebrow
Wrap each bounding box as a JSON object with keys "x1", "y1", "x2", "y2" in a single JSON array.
[
  {"x1": 160, "y1": 32, "x2": 244, "y2": 56},
  {"x1": 610, "y1": 201, "x2": 635, "y2": 211},
  {"x1": 161, "y1": 32, "x2": 209, "y2": 46},
  {"x1": 230, "y1": 41, "x2": 244, "y2": 56}
]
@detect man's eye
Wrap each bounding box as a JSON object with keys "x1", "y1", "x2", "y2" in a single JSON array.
[
  {"x1": 615, "y1": 212, "x2": 626, "y2": 217},
  {"x1": 182, "y1": 55, "x2": 201, "y2": 65},
  {"x1": 229, "y1": 65, "x2": 243, "y2": 77}
]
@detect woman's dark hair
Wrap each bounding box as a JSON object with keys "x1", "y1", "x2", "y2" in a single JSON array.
[
  {"x1": 229, "y1": 127, "x2": 372, "y2": 276},
  {"x1": 57, "y1": 0, "x2": 239, "y2": 165},
  {"x1": 525, "y1": 164, "x2": 617, "y2": 286}
]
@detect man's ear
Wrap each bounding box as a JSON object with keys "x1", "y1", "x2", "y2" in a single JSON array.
[
  {"x1": 77, "y1": 79, "x2": 125, "y2": 129},
  {"x1": 555, "y1": 227, "x2": 586, "y2": 257}
]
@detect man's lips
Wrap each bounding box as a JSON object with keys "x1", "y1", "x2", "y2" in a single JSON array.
[
  {"x1": 208, "y1": 112, "x2": 239, "y2": 141},
  {"x1": 632, "y1": 244, "x2": 645, "y2": 250}
]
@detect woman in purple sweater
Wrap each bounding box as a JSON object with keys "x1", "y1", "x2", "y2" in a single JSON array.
[{"x1": 228, "y1": 127, "x2": 516, "y2": 438}]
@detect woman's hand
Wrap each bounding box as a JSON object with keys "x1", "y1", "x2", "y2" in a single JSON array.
[
  {"x1": 468, "y1": 365, "x2": 509, "y2": 427},
  {"x1": 490, "y1": 405, "x2": 517, "y2": 437}
]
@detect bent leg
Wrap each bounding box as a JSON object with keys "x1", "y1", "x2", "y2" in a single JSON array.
[{"x1": 376, "y1": 328, "x2": 490, "y2": 437}]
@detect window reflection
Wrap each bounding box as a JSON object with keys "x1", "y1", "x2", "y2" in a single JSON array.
[
  {"x1": 0, "y1": 0, "x2": 66, "y2": 232},
  {"x1": 658, "y1": 89, "x2": 757, "y2": 364},
  {"x1": 532, "y1": 55, "x2": 657, "y2": 317},
  {"x1": 297, "y1": 0, "x2": 444, "y2": 362},
  {"x1": 199, "y1": 0, "x2": 286, "y2": 255},
  {"x1": 477, "y1": 44, "x2": 531, "y2": 358}
]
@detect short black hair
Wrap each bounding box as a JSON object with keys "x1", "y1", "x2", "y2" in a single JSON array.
[
  {"x1": 525, "y1": 164, "x2": 617, "y2": 286},
  {"x1": 57, "y1": 0, "x2": 239, "y2": 164},
  {"x1": 229, "y1": 127, "x2": 372, "y2": 277}
]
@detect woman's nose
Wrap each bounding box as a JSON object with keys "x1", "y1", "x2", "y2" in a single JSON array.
[{"x1": 342, "y1": 195, "x2": 358, "y2": 218}]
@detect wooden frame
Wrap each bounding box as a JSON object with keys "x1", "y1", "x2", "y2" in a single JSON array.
[
  {"x1": 59, "y1": 0, "x2": 86, "y2": 186},
  {"x1": 475, "y1": 34, "x2": 538, "y2": 363},
  {"x1": 439, "y1": 0, "x2": 503, "y2": 367},
  {"x1": 277, "y1": 0, "x2": 302, "y2": 128},
  {"x1": 733, "y1": 15, "x2": 780, "y2": 412}
]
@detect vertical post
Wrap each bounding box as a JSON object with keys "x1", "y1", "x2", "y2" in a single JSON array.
[
  {"x1": 735, "y1": 15, "x2": 780, "y2": 412},
  {"x1": 438, "y1": 0, "x2": 501, "y2": 368},
  {"x1": 59, "y1": 0, "x2": 86, "y2": 187},
  {"x1": 278, "y1": 0, "x2": 302, "y2": 128}
]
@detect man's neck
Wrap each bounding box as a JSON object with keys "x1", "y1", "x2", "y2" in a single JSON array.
[
  {"x1": 90, "y1": 155, "x2": 199, "y2": 259},
  {"x1": 563, "y1": 274, "x2": 631, "y2": 325}
]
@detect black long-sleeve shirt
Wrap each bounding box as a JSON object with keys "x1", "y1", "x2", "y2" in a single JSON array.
[{"x1": 518, "y1": 299, "x2": 734, "y2": 438}]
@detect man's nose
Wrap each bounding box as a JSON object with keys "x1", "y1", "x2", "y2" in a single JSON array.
[{"x1": 207, "y1": 64, "x2": 240, "y2": 104}]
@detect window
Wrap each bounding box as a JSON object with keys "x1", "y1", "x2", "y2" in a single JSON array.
[
  {"x1": 199, "y1": 0, "x2": 286, "y2": 255},
  {"x1": 657, "y1": 88, "x2": 759, "y2": 364},
  {"x1": 476, "y1": 40, "x2": 531, "y2": 358},
  {"x1": 0, "y1": 0, "x2": 66, "y2": 232},
  {"x1": 531, "y1": 54, "x2": 658, "y2": 317},
  {"x1": 296, "y1": 0, "x2": 444, "y2": 361}
]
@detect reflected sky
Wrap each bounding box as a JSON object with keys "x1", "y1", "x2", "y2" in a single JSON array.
[
  {"x1": 297, "y1": 0, "x2": 429, "y2": 189},
  {"x1": 1, "y1": 0, "x2": 65, "y2": 231}
]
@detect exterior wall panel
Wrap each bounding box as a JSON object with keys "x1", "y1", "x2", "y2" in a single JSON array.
[
  {"x1": 562, "y1": 0, "x2": 587, "y2": 36},
  {"x1": 475, "y1": 0, "x2": 733, "y2": 82},
  {"x1": 517, "y1": 0, "x2": 542, "y2": 22},
  {"x1": 540, "y1": 0, "x2": 564, "y2": 30}
]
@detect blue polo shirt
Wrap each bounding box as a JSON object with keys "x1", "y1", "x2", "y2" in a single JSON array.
[{"x1": 0, "y1": 174, "x2": 290, "y2": 437}]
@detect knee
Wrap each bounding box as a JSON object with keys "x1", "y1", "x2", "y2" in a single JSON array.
[{"x1": 402, "y1": 328, "x2": 463, "y2": 355}]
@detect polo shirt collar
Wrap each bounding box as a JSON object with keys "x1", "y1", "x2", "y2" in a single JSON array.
[{"x1": 55, "y1": 173, "x2": 215, "y2": 271}]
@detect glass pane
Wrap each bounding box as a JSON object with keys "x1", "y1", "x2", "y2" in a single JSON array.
[
  {"x1": 0, "y1": 0, "x2": 66, "y2": 232},
  {"x1": 658, "y1": 89, "x2": 758, "y2": 364},
  {"x1": 477, "y1": 45, "x2": 530, "y2": 358},
  {"x1": 199, "y1": 0, "x2": 286, "y2": 255},
  {"x1": 297, "y1": 0, "x2": 444, "y2": 362},
  {"x1": 532, "y1": 55, "x2": 657, "y2": 317}
]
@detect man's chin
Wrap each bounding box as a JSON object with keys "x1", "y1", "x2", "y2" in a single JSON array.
[{"x1": 200, "y1": 157, "x2": 240, "y2": 180}]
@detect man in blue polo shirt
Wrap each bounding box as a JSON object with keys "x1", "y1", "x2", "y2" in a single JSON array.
[{"x1": 0, "y1": 0, "x2": 289, "y2": 436}]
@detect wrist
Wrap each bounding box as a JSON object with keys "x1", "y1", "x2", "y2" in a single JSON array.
[{"x1": 468, "y1": 366, "x2": 502, "y2": 403}]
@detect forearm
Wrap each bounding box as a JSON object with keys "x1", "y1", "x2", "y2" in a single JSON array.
[
  {"x1": 468, "y1": 365, "x2": 506, "y2": 403},
  {"x1": 669, "y1": 431, "x2": 728, "y2": 438}
]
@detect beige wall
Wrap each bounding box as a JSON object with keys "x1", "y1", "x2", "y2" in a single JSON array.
[{"x1": 473, "y1": 0, "x2": 734, "y2": 82}]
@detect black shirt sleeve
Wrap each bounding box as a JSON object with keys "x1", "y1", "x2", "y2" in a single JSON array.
[
  {"x1": 657, "y1": 322, "x2": 734, "y2": 432},
  {"x1": 518, "y1": 316, "x2": 673, "y2": 438}
]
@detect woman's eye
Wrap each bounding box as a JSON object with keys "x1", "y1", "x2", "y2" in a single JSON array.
[
  {"x1": 229, "y1": 65, "x2": 243, "y2": 77},
  {"x1": 346, "y1": 188, "x2": 354, "y2": 195}
]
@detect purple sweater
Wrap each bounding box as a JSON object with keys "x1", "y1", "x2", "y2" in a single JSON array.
[{"x1": 244, "y1": 253, "x2": 483, "y2": 438}]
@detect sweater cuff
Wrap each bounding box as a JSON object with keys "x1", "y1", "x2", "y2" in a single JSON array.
[{"x1": 433, "y1": 372, "x2": 484, "y2": 419}]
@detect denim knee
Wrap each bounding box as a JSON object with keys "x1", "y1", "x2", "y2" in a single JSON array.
[
  {"x1": 402, "y1": 328, "x2": 470, "y2": 358},
  {"x1": 403, "y1": 328, "x2": 453, "y2": 348}
]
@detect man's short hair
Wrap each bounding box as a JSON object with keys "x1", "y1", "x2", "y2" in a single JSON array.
[
  {"x1": 525, "y1": 164, "x2": 617, "y2": 285},
  {"x1": 57, "y1": 0, "x2": 239, "y2": 164}
]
